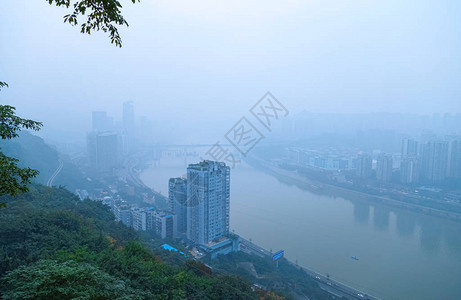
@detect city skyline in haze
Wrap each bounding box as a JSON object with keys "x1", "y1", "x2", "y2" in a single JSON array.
[{"x1": 1, "y1": 0, "x2": 460, "y2": 143}]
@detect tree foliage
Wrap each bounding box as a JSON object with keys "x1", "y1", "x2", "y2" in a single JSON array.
[
  {"x1": 0, "y1": 153, "x2": 39, "y2": 197},
  {"x1": 206, "y1": 252, "x2": 336, "y2": 300},
  {"x1": 1, "y1": 260, "x2": 137, "y2": 299},
  {"x1": 47, "y1": 0, "x2": 140, "y2": 47},
  {"x1": 0, "y1": 105, "x2": 42, "y2": 141},
  {"x1": 1, "y1": 0, "x2": 137, "y2": 201},
  {"x1": 0, "y1": 186, "x2": 279, "y2": 299},
  {"x1": 0, "y1": 105, "x2": 43, "y2": 197},
  {"x1": 0, "y1": 89, "x2": 43, "y2": 201}
]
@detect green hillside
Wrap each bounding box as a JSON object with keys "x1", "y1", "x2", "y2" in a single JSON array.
[
  {"x1": 0, "y1": 133, "x2": 335, "y2": 299},
  {"x1": 0, "y1": 185, "x2": 283, "y2": 299},
  {"x1": 0, "y1": 131, "x2": 58, "y2": 185},
  {"x1": 0, "y1": 131, "x2": 97, "y2": 192}
]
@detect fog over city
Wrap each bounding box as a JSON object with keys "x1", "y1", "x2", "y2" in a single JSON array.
[
  {"x1": 2, "y1": 0, "x2": 461, "y2": 144},
  {"x1": 1, "y1": 1, "x2": 461, "y2": 300}
]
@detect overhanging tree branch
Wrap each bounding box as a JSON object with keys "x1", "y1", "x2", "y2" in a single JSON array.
[
  {"x1": 0, "y1": 152, "x2": 40, "y2": 196},
  {"x1": 47, "y1": 0, "x2": 140, "y2": 47},
  {"x1": 0, "y1": 84, "x2": 43, "y2": 204},
  {"x1": 0, "y1": 105, "x2": 43, "y2": 140}
]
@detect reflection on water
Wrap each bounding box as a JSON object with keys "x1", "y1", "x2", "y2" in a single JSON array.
[
  {"x1": 140, "y1": 147, "x2": 461, "y2": 300},
  {"x1": 353, "y1": 201, "x2": 370, "y2": 224},
  {"x1": 395, "y1": 210, "x2": 416, "y2": 238},
  {"x1": 373, "y1": 205, "x2": 391, "y2": 231},
  {"x1": 420, "y1": 219, "x2": 442, "y2": 255},
  {"x1": 444, "y1": 225, "x2": 461, "y2": 256}
]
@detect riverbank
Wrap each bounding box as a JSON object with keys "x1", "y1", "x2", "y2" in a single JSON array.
[
  {"x1": 246, "y1": 156, "x2": 461, "y2": 222},
  {"x1": 238, "y1": 237, "x2": 378, "y2": 300},
  {"x1": 135, "y1": 158, "x2": 362, "y2": 300},
  {"x1": 138, "y1": 150, "x2": 461, "y2": 299}
]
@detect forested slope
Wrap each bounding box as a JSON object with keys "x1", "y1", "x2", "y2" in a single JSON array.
[{"x1": 0, "y1": 185, "x2": 282, "y2": 299}]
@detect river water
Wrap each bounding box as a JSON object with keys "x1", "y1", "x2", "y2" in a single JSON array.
[{"x1": 140, "y1": 147, "x2": 461, "y2": 300}]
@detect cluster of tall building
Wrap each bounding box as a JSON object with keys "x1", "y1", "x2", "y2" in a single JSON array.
[
  {"x1": 169, "y1": 161, "x2": 230, "y2": 244},
  {"x1": 286, "y1": 136, "x2": 461, "y2": 186},
  {"x1": 401, "y1": 138, "x2": 461, "y2": 185},
  {"x1": 356, "y1": 152, "x2": 394, "y2": 183},
  {"x1": 290, "y1": 112, "x2": 461, "y2": 141},
  {"x1": 87, "y1": 101, "x2": 154, "y2": 173},
  {"x1": 169, "y1": 161, "x2": 238, "y2": 257},
  {"x1": 355, "y1": 152, "x2": 396, "y2": 183},
  {"x1": 101, "y1": 160, "x2": 238, "y2": 257},
  {"x1": 286, "y1": 148, "x2": 357, "y2": 171},
  {"x1": 356, "y1": 138, "x2": 461, "y2": 185}
]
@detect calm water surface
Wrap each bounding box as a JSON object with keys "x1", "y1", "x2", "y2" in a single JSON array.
[{"x1": 140, "y1": 148, "x2": 461, "y2": 300}]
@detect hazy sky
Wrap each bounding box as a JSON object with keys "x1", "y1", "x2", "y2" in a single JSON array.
[{"x1": 1, "y1": 0, "x2": 460, "y2": 141}]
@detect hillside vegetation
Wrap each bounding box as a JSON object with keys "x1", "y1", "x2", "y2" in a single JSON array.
[{"x1": 0, "y1": 185, "x2": 282, "y2": 299}]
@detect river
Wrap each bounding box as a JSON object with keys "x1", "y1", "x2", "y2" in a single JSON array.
[{"x1": 140, "y1": 147, "x2": 461, "y2": 300}]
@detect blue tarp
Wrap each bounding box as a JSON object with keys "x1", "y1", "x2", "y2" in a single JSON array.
[
  {"x1": 161, "y1": 244, "x2": 178, "y2": 252},
  {"x1": 161, "y1": 244, "x2": 187, "y2": 257}
]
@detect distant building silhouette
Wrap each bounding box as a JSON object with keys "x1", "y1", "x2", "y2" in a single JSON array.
[
  {"x1": 400, "y1": 156, "x2": 419, "y2": 184},
  {"x1": 401, "y1": 139, "x2": 418, "y2": 157},
  {"x1": 448, "y1": 139, "x2": 461, "y2": 179},
  {"x1": 87, "y1": 131, "x2": 119, "y2": 173},
  {"x1": 92, "y1": 111, "x2": 113, "y2": 132},
  {"x1": 122, "y1": 101, "x2": 135, "y2": 153},
  {"x1": 123, "y1": 101, "x2": 135, "y2": 134},
  {"x1": 400, "y1": 139, "x2": 419, "y2": 184},
  {"x1": 356, "y1": 153, "x2": 372, "y2": 178},
  {"x1": 376, "y1": 154, "x2": 393, "y2": 183},
  {"x1": 420, "y1": 141, "x2": 448, "y2": 184}
]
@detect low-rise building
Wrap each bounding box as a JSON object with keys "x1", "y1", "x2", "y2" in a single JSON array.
[{"x1": 198, "y1": 235, "x2": 240, "y2": 259}]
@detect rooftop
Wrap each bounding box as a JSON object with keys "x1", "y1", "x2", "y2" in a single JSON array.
[{"x1": 187, "y1": 160, "x2": 226, "y2": 170}]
